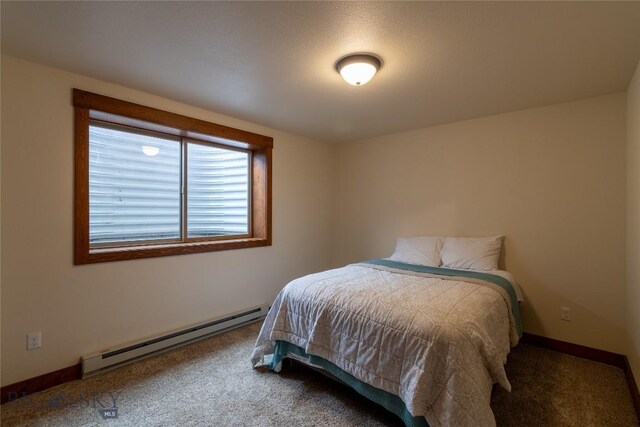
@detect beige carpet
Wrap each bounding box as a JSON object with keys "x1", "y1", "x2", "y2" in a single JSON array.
[{"x1": 1, "y1": 322, "x2": 637, "y2": 426}]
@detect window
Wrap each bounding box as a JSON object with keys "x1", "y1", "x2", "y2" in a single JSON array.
[{"x1": 74, "y1": 89, "x2": 272, "y2": 264}]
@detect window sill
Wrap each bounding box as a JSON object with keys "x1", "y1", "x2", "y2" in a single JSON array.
[{"x1": 75, "y1": 237, "x2": 271, "y2": 265}]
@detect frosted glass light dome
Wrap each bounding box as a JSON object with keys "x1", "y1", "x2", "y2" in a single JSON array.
[
  {"x1": 336, "y1": 54, "x2": 382, "y2": 86},
  {"x1": 142, "y1": 145, "x2": 160, "y2": 156}
]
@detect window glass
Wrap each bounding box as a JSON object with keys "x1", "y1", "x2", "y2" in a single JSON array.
[
  {"x1": 187, "y1": 142, "x2": 249, "y2": 238},
  {"x1": 89, "y1": 124, "x2": 181, "y2": 244}
]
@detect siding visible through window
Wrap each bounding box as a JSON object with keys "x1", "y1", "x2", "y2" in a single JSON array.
[
  {"x1": 187, "y1": 142, "x2": 249, "y2": 238},
  {"x1": 89, "y1": 124, "x2": 181, "y2": 244},
  {"x1": 88, "y1": 124, "x2": 250, "y2": 246}
]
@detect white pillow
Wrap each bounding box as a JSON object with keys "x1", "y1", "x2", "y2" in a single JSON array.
[
  {"x1": 389, "y1": 236, "x2": 443, "y2": 267},
  {"x1": 440, "y1": 236, "x2": 503, "y2": 271}
]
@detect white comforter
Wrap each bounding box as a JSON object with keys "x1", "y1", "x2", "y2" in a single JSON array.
[{"x1": 251, "y1": 263, "x2": 519, "y2": 427}]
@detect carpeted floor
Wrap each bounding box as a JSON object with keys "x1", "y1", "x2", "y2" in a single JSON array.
[{"x1": 1, "y1": 322, "x2": 638, "y2": 426}]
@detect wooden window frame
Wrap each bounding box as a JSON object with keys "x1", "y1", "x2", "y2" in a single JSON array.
[{"x1": 73, "y1": 89, "x2": 272, "y2": 265}]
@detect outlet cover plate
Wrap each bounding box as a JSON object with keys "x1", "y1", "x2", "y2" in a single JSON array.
[{"x1": 27, "y1": 331, "x2": 41, "y2": 350}]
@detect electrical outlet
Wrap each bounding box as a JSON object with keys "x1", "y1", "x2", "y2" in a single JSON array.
[
  {"x1": 560, "y1": 307, "x2": 571, "y2": 321},
  {"x1": 27, "y1": 331, "x2": 41, "y2": 350}
]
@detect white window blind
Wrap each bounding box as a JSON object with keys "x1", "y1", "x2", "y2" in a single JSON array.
[{"x1": 88, "y1": 123, "x2": 250, "y2": 246}]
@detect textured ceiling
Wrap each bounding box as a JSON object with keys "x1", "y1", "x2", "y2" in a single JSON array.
[{"x1": 2, "y1": 1, "x2": 639, "y2": 143}]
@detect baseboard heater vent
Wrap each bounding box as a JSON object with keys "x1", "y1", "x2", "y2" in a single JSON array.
[{"x1": 81, "y1": 304, "x2": 269, "y2": 378}]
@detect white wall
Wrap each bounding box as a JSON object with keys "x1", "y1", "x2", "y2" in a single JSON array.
[
  {"x1": 627, "y1": 59, "x2": 640, "y2": 381},
  {"x1": 334, "y1": 93, "x2": 629, "y2": 354},
  {"x1": 0, "y1": 56, "x2": 335, "y2": 386}
]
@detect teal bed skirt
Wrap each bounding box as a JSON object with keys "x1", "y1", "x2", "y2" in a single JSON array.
[{"x1": 271, "y1": 340, "x2": 429, "y2": 427}]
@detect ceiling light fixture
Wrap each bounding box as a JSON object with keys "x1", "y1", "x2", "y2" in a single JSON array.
[
  {"x1": 142, "y1": 145, "x2": 160, "y2": 156},
  {"x1": 335, "y1": 53, "x2": 382, "y2": 86}
]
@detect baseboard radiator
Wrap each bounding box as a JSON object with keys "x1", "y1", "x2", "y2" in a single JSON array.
[{"x1": 81, "y1": 304, "x2": 269, "y2": 378}]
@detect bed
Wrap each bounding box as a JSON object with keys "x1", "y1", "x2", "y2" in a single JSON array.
[{"x1": 251, "y1": 242, "x2": 523, "y2": 427}]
